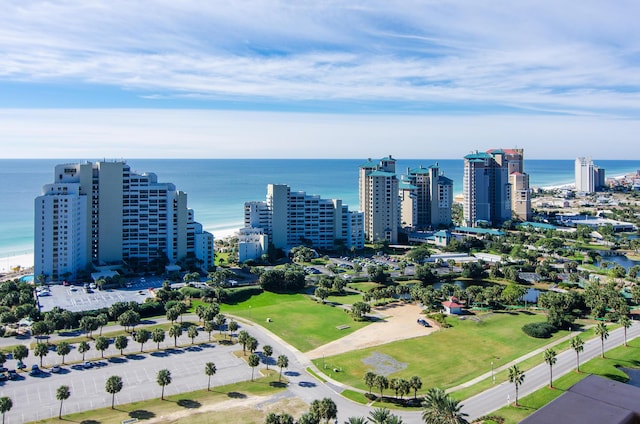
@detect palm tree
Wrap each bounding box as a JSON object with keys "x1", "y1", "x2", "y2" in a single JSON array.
[
  {"x1": 374, "y1": 375, "x2": 389, "y2": 399},
  {"x1": 369, "y1": 407, "x2": 391, "y2": 424},
  {"x1": 543, "y1": 348, "x2": 557, "y2": 388},
  {"x1": 114, "y1": 335, "x2": 128, "y2": 355},
  {"x1": 152, "y1": 327, "x2": 166, "y2": 350},
  {"x1": 421, "y1": 387, "x2": 469, "y2": 424},
  {"x1": 204, "y1": 320, "x2": 215, "y2": 341},
  {"x1": 169, "y1": 323, "x2": 182, "y2": 347},
  {"x1": 157, "y1": 369, "x2": 172, "y2": 400},
  {"x1": 619, "y1": 315, "x2": 632, "y2": 347},
  {"x1": 56, "y1": 341, "x2": 71, "y2": 364},
  {"x1": 215, "y1": 313, "x2": 227, "y2": 334},
  {"x1": 105, "y1": 375, "x2": 123, "y2": 409},
  {"x1": 263, "y1": 345, "x2": 273, "y2": 370},
  {"x1": 571, "y1": 335, "x2": 584, "y2": 372},
  {"x1": 363, "y1": 371, "x2": 377, "y2": 395},
  {"x1": 247, "y1": 336, "x2": 259, "y2": 354},
  {"x1": 34, "y1": 342, "x2": 49, "y2": 367},
  {"x1": 95, "y1": 336, "x2": 109, "y2": 358},
  {"x1": 410, "y1": 375, "x2": 423, "y2": 400},
  {"x1": 228, "y1": 320, "x2": 238, "y2": 340},
  {"x1": 135, "y1": 328, "x2": 151, "y2": 352},
  {"x1": 187, "y1": 325, "x2": 199, "y2": 344},
  {"x1": 78, "y1": 341, "x2": 90, "y2": 361},
  {"x1": 277, "y1": 354, "x2": 288, "y2": 382},
  {"x1": 0, "y1": 397, "x2": 12, "y2": 424},
  {"x1": 238, "y1": 330, "x2": 250, "y2": 354},
  {"x1": 56, "y1": 385, "x2": 70, "y2": 419},
  {"x1": 205, "y1": 362, "x2": 216, "y2": 391},
  {"x1": 508, "y1": 365, "x2": 525, "y2": 406},
  {"x1": 248, "y1": 353, "x2": 260, "y2": 381},
  {"x1": 594, "y1": 322, "x2": 609, "y2": 358},
  {"x1": 344, "y1": 417, "x2": 367, "y2": 424}
]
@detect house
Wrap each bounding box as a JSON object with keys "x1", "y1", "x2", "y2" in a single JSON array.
[{"x1": 442, "y1": 298, "x2": 463, "y2": 315}]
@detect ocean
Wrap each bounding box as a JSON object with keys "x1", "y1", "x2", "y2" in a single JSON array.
[{"x1": 1, "y1": 158, "x2": 639, "y2": 260}]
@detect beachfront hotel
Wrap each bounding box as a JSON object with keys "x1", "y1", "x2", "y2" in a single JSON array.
[
  {"x1": 34, "y1": 161, "x2": 214, "y2": 281},
  {"x1": 399, "y1": 163, "x2": 454, "y2": 230},
  {"x1": 359, "y1": 156, "x2": 400, "y2": 244},
  {"x1": 239, "y1": 184, "x2": 364, "y2": 261},
  {"x1": 575, "y1": 157, "x2": 606, "y2": 193},
  {"x1": 463, "y1": 149, "x2": 531, "y2": 227}
]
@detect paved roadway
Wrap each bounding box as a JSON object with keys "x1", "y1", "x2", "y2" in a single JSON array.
[{"x1": 1, "y1": 316, "x2": 638, "y2": 423}]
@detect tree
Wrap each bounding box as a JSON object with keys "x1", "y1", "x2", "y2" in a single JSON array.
[
  {"x1": 157, "y1": 369, "x2": 172, "y2": 400},
  {"x1": 571, "y1": 335, "x2": 585, "y2": 372},
  {"x1": 619, "y1": 315, "x2": 632, "y2": 347},
  {"x1": 79, "y1": 316, "x2": 98, "y2": 338},
  {"x1": 248, "y1": 353, "x2": 260, "y2": 381},
  {"x1": 309, "y1": 397, "x2": 338, "y2": 423},
  {"x1": 265, "y1": 412, "x2": 295, "y2": 424},
  {"x1": 277, "y1": 354, "x2": 288, "y2": 382},
  {"x1": 31, "y1": 320, "x2": 51, "y2": 342},
  {"x1": 344, "y1": 417, "x2": 367, "y2": 424},
  {"x1": 205, "y1": 362, "x2": 217, "y2": 391},
  {"x1": 95, "y1": 336, "x2": 109, "y2": 358},
  {"x1": 350, "y1": 301, "x2": 371, "y2": 321},
  {"x1": 374, "y1": 374, "x2": 389, "y2": 399},
  {"x1": 56, "y1": 385, "x2": 70, "y2": 419},
  {"x1": 228, "y1": 320, "x2": 238, "y2": 340},
  {"x1": 105, "y1": 375, "x2": 123, "y2": 409},
  {"x1": 204, "y1": 320, "x2": 215, "y2": 341},
  {"x1": 363, "y1": 371, "x2": 377, "y2": 394},
  {"x1": 409, "y1": 375, "x2": 422, "y2": 399},
  {"x1": 12, "y1": 345, "x2": 28, "y2": 364},
  {"x1": 169, "y1": 323, "x2": 182, "y2": 347},
  {"x1": 0, "y1": 397, "x2": 12, "y2": 424},
  {"x1": 114, "y1": 335, "x2": 128, "y2": 355},
  {"x1": 56, "y1": 341, "x2": 71, "y2": 364},
  {"x1": 34, "y1": 342, "x2": 49, "y2": 366},
  {"x1": 263, "y1": 345, "x2": 273, "y2": 370},
  {"x1": 187, "y1": 325, "x2": 199, "y2": 344},
  {"x1": 96, "y1": 313, "x2": 109, "y2": 336},
  {"x1": 543, "y1": 348, "x2": 557, "y2": 388},
  {"x1": 421, "y1": 387, "x2": 469, "y2": 424},
  {"x1": 247, "y1": 336, "x2": 259, "y2": 353},
  {"x1": 238, "y1": 330, "x2": 250, "y2": 354},
  {"x1": 152, "y1": 327, "x2": 166, "y2": 350},
  {"x1": 508, "y1": 365, "x2": 525, "y2": 406},
  {"x1": 368, "y1": 407, "x2": 391, "y2": 424},
  {"x1": 594, "y1": 322, "x2": 609, "y2": 358},
  {"x1": 166, "y1": 307, "x2": 180, "y2": 324},
  {"x1": 215, "y1": 313, "x2": 227, "y2": 335},
  {"x1": 117, "y1": 310, "x2": 140, "y2": 332},
  {"x1": 78, "y1": 341, "x2": 90, "y2": 361},
  {"x1": 135, "y1": 328, "x2": 151, "y2": 352}
]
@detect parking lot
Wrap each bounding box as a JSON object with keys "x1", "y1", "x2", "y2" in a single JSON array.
[{"x1": 37, "y1": 277, "x2": 165, "y2": 312}]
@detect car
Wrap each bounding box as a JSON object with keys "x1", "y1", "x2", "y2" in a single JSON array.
[
  {"x1": 89, "y1": 283, "x2": 97, "y2": 289},
  {"x1": 16, "y1": 361, "x2": 26, "y2": 369},
  {"x1": 0, "y1": 366, "x2": 7, "y2": 373},
  {"x1": 29, "y1": 364, "x2": 41, "y2": 376},
  {"x1": 7, "y1": 370, "x2": 18, "y2": 380},
  {"x1": 38, "y1": 291, "x2": 51, "y2": 296},
  {"x1": 0, "y1": 373, "x2": 6, "y2": 381},
  {"x1": 51, "y1": 364, "x2": 61, "y2": 373},
  {"x1": 70, "y1": 287, "x2": 78, "y2": 292},
  {"x1": 83, "y1": 361, "x2": 93, "y2": 369},
  {"x1": 138, "y1": 290, "x2": 145, "y2": 295}
]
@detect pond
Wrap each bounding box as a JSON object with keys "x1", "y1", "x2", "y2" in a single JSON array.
[
  {"x1": 594, "y1": 255, "x2": 640, "y2": 270},
  {"x1": 433, "y1": 280, "x2": 542, "y2": 302}
]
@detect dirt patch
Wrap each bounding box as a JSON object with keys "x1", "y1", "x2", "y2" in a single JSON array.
[
  {"x1": 306, "y1": 303, "x2": 437, "y2": 359},
  {"x1": 361, "y1": 352, "x2": 408, "y2": 376}
]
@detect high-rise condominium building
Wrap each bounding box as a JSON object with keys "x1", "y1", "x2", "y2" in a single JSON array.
[
  {"x1": 35, "y1": 161, "x2": 213, "y2": 281},
  {"x1": 359, "y1": 156, "x2": 399, "y2": 243},
  {"x1": 575, "y1": 157, "x2": 606, "y2": 193},
  {"x1": 240, "y1": 184, "x2": 364, "y2": 261},
  {"x1": 400, "y1": 163, "x2": 453, "y2": 230},
  {"x1": 463, "y1": 150, "x2": 514, "y2": 227},
  {"x1": 489, "y1": 148, "x2": 532, "y2": 222}
]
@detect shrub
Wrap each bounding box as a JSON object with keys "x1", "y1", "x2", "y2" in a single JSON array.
[{"x1": 522, "y1": 322, "x2": 555, "y2": 338}]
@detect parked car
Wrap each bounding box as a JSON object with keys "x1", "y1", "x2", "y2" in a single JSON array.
[
  {"x1": 0, "y1": 373, "x2": 7, "y2": 381},
  {"x1": 29, "y1": 364, "x2": 41, "y2": 376},
  {"x1": 83, "y1": 361, "x2": 93, "y2": 369},
  {"x1": 0, "y1": 366, "x2": 7, "y2": 373},
  {"x1": 7, "y1": 370, "x2": 18, "y2": 380},
  {"x1": 16, "y1": 361, "x2": 26, "y2": 369},
  {"x1": 51, "y1": 364, "x2": 61, "y2": 373}
]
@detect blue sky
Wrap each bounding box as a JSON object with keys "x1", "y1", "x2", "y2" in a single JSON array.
[{"x1": 1, "y1": 1, "x2": 639, "y2": 159}]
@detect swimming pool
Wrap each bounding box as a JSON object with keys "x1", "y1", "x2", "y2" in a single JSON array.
[{"x1": 19, "y1": 274, "x2": 34, "y2": 283}]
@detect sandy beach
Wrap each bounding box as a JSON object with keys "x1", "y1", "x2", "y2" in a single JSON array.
[{"x1": 0, "y1": 253, "x2": 34, "y2": 274}]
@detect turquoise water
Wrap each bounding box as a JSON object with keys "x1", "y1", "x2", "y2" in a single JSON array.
[
  {"x1": 0, "y1": 158, "x2": 638, "y2": 258},
  {"x1": 19, "y1": 274, "x2": 34, "y2": 282}
]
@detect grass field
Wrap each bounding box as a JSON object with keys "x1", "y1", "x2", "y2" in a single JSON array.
[
  {"x1": 325, "y1": 292, "x2": 363, "y2": 305},
  {"x1": 314, "y1": 311, "x2": 571, "y2": 393},
  {"x1": 220, "y1": 291, "x2": 370, "y2": 352},
  {"x1": 31, "y1": 375, "x2": 289, "y2": 424},
  {"x1": 491, "y1": 337, "x2": 640, "y2": 423}
]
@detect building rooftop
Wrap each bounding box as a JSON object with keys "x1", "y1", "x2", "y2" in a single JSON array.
[
  {"x1": 368, "y1": 170, "x2": 397, "y2": 177},
  {"x1": 464, "y1": 151, "x2": 492, "y2": 160},
  {"x1": 454, "y1": 226, "x2": 505, "y2": 236}
]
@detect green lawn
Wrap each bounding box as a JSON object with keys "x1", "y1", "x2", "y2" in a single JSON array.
[
  {"x1": 348, "y1": 282, "x2": 384, "y2": 292},
  {"x1": 491, "y1": 337, "x2": 640, "y2": 423},
  {"x1": 326, "y1": 293, "x2": 363, "y2": 305},
  {"x1": 220, "y1": 291, "x2": 370, "y2": 352},
  {"x1": 314, "y1": 311, "x2": 571, "y2": 393}
]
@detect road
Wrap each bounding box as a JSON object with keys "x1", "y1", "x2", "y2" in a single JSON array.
[{"x1": 462, "y1": 321, "x2": 640, "y2": 420}]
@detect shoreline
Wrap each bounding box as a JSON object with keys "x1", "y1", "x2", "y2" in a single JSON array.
[{"x1": 0, "y1": 228, "x2": 240, "y2": 275}]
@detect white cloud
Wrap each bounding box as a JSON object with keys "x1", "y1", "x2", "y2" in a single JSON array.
[{"x1": 1, "y1": 1, "x2": 639, "y2": 117}]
